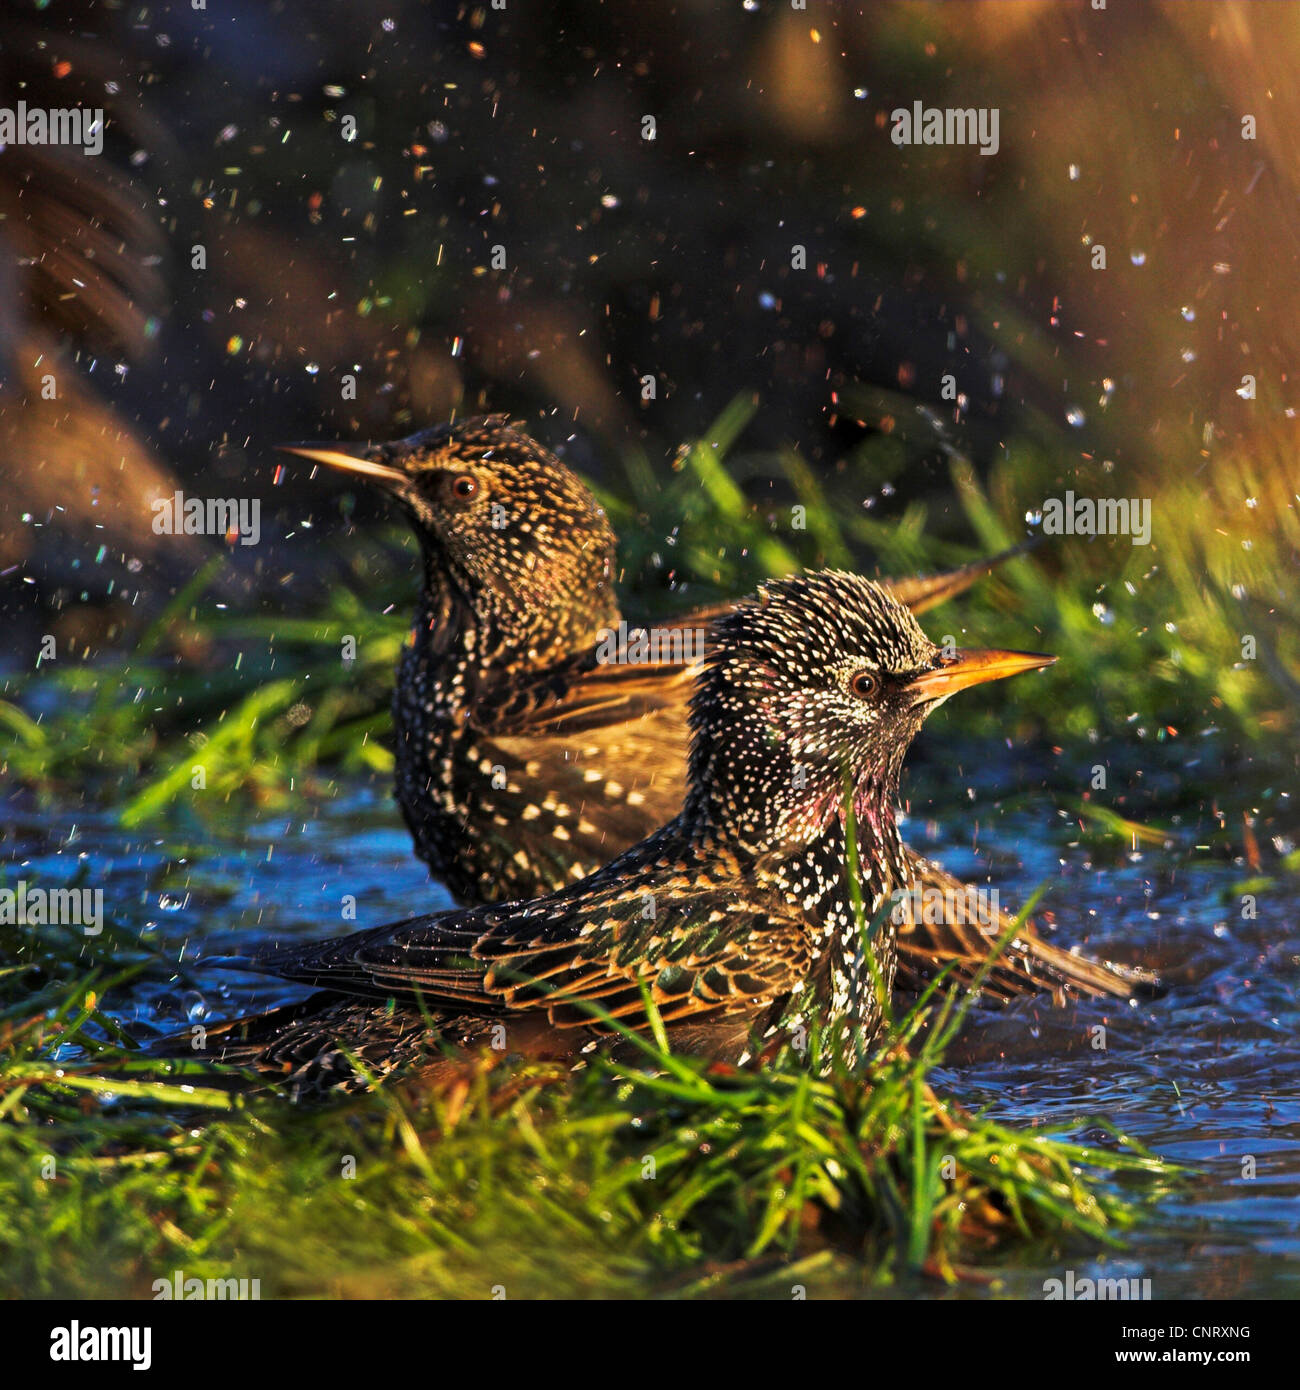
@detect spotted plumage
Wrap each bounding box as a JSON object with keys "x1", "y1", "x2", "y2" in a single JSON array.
[
  {"x1": 282, "y1": 417, "x2": 1159, "y2": 1003},
  {"x1": 679, "y1": 573, "x2": 944, "y2": 1046},
  {"x1": 351, "y1": 417, "x2": 624, "y2": 901},
  {"x1": 172, "y1": 572, "x2": 1054, "y2": 1093}
]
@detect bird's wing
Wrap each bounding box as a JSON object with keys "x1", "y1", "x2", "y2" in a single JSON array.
[
  {"x1": 466, "y1": 533, "x2": 1033, "y2": 750},
  {"x1": 453, "y1": 649, "x2": 697, "y2": 896},
  {"x1": 896, "y1": 851, "x2": 1162, "y2": 1001},
  {"x1": 420, "y1": 652, "x2": 695, "y2": 900},
  {"x1": 473, "y1": 645, "x2": 698, "y2": 739},
  {"x1": 256, "y1": 863, "x2": 811, "y2": 1035},
  {"x1": 880, "y1": 542, "x2": 1038, "y2": 615},
  {"x1": 667, "y1": 542, "x2": 1036, "y2": 634}
]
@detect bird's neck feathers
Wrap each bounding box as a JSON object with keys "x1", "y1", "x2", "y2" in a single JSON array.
[
  {"x1": 684, "y1": 723, "x2": 910, "y2": 893},
  {"x1": 412, "y1": 543, "x2": 621, "y2": 682}
]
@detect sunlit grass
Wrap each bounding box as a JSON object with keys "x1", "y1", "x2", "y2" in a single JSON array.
[{"x1": 0, "y1": 902, "x2": 1174, "y2": 1300}]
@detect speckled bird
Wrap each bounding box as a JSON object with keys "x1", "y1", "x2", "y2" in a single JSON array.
[
  {"x1": 283, "y1": 417, "x2": 1157, "y2": 1005},
  {"x1": 176, "y1": 572, "x2": 1056, "y2": 1093}
]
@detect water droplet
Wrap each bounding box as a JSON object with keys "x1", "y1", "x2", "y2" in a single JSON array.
[
  {"x1": 1025, "y1": 508, "x2": 1043, "y2": 527},
  {"x1": 1068, "y1": 163, "x2": 1080, "y2": 181},
  {"x1": 1130, "y1": 250, "x2": 1147, "y2": 266},
  {"x1": 1066, "y1": 405, "x2": 1086, "y2": 428},
  {"x1": 1181, "y1": 305, "x2": 1196, "y2": 322}
]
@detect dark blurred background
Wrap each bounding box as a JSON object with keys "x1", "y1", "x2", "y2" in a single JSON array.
[{"x1": 2, "y1": 0, "x2": 1296, "y2": 665}]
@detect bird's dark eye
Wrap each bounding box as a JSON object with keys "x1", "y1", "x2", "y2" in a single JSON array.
[
  {"x1": 448, "y1": 473, "x2": 479, "y2": 503},
  {"x1": 849, "y1": 670, "x2": 880, "y2": 699}
]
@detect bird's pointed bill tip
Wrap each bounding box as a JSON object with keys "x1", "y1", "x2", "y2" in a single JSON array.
[
  {"x1": 276, "y1": 442, "x2": 407, "y2": 487},
  {"x1": 907, "y1": 647, "x2": 1056, "y2": 706}
]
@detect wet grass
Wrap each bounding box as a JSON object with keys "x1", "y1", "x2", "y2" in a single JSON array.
[{"x1": 0, "y1": 904, "x2": 1173, "y2": 1299}]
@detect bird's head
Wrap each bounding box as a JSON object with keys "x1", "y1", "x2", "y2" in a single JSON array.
[
  {"x1": 281, "y1": 416, "x2": 620, "y2": 653},
  {"x1": 687, "y1": 570, "x2": 1054, "y2": 852}
]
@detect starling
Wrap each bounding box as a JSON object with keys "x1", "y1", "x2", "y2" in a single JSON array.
[
  {"x1": 182, "y1": 571, "x2": 1055, "y2": 1093},
  {"x1": 284, "y1": 417, "x2": 1157, "y2": 1004}
]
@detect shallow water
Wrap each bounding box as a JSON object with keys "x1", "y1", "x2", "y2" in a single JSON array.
[
  {"x1": 6, "y1": 745, "x2": 1297, "y2": 1299},
  {"x1": 908, "y1": 745, "x2": 1300, "y2": 1300}
]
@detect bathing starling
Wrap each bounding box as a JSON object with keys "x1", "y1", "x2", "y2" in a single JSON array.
[
  {"x1": 282, "y1": 417, "x2": 1157, "y2": 1003},
  {"x1": 183, "y1": 571, "x2": 1055, "y2": 1093}
]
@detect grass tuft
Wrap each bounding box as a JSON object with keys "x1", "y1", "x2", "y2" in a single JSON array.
[{"x1": 0, "y1": 913, "x2": 1173, "y2": 1299}]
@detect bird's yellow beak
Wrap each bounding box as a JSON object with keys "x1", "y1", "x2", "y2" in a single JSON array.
[
  {"x1": 277, "y1": 443, "x2": 408, "y2": 489},
  {"x1": 905, "y1": 647, "x2": 1056, "y2": 707}
]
